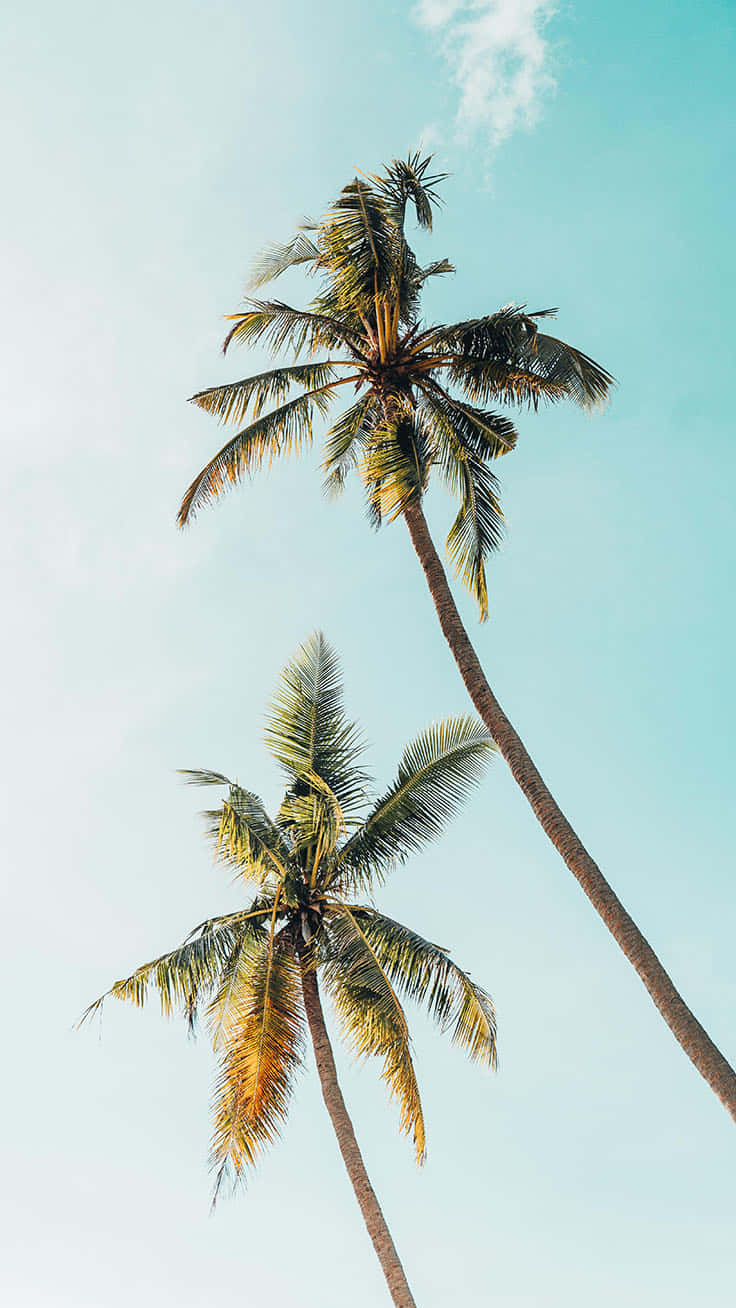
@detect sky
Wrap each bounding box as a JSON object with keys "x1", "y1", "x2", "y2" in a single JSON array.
[{"x1": 1, "y1": 1, "x2": 735, "y2": 1304}]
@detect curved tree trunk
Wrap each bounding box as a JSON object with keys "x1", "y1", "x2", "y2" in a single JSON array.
[
  {"x1": 401, "y1": 494, "x2": 736, "y2": 1121},
  {"x1": 298, "y1": 948, "x2": 418, "y2": 1308}
]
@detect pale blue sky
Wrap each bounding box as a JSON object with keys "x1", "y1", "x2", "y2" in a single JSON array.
[{"x1": 2, "y1": 2, "x2": 735, "y2": 1305}]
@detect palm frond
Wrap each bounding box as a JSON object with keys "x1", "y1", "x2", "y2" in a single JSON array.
[
  {"x1": 358, "y1": 409, "x2": 430, "y2": 528},
  {"x1": 335, "y1": 716, "x2": 494, "y2": 889},
  {"x1": 198, "y1": 781, "x2": 291, "y2": 886},
  {"x1": 420, "y1": 384, "x2": 518, "y2": 458},
  {"x1": 416, "y1": 257, "x2": 455, "y2": 286},
  {"x1": 418, "y1": 388, "x2": 511, "y2": 620},
  {"x1": 340, "y1": 908, "x2": 497, "y2": 1066},
  {"x1": 222, "y1": 299, "x2": 364, "y2": 358},
  {"x1": 317, "y1": 179, "x2": 399, "y2": 314},
  {"x1": 79, "y1": 908, "x2": 272, "y2": 1031},
  {"x1": 321, "y1": 905, "x2": 426, "y2": 1162},
  {"x1": 265, "y1": 632, "x2": 369, "y2": 827},
  {"x1": 322, "y1": 392, "x2": 380, "y2": 498},
  {"x1": 205, "y1": 899, "x2": 285, "y2": 1050},
  {"x1": 443, "y1": 355, "x2": 569, "y2": 410},
  {"x1": 247, "y1": 229, "x2": 322, "y2": 290},
  {"x1": 210, "y1": 925, "x2": 304, "y2": 1199},
  {"x1": 419, "y1": 306, "x2": 614, "y2": 410},
  {"x1": 189, "y1": 361, "x2": 343, "y2": 426},
  {"x1": 372, "y1": 152, "x2": 447, "y2": 232},
  {"x1": 177, "y1": 385, "x2": 334, "y2": 526}
]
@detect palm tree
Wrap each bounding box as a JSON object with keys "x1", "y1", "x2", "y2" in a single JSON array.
[
  {"x1": 175, "y1": 155, "x2": 736, "y2": 1120},
  {"x1": 82, "y1": 633, "x2": 497, "y2": 1308}
]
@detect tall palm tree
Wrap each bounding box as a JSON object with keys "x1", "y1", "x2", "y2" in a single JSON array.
[
  {"x1": 175, "y1": 155, "x2": 736, "y2": 1120},
  {"x1": 82, "y1": 633, "x2": 497, "y2": 1308}
]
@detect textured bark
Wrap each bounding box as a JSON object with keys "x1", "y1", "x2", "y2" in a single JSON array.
[
  {"x1": 402, "y1": 494, "x2": 736, "y2": 1121},
  {"x1": 299, "y1": 952, "x2": 418, "y2": 1308}
]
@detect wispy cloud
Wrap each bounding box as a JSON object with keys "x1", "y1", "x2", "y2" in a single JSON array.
[{"x1": 415, "y1": 0, "x2": 558, "y2": 149}]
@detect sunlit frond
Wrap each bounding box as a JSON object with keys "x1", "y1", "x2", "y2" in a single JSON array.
[
  {"x1": 265, "y1": 632, "x2": 368, "y2": 828},
  {"x1": 189, "y1": 361, "x2": 343, "y2": 426},
  {"x1": 336, "y1": 717, "x2": 494, "y2": 889},
  {"x1": 358, "y1": 410, "x2": 430, "y2": 528},
  {"x1": 210, "y1": 926, "x2": 305, "y2": 1199},
  {"x1": 193, "y1": 778, "x2": 291, "y2": 886},
  {"x1": 247, "y1": 230, "x2": 322, "y2": 290},
  {"x1": 322, "y1": 392, "x2": 379, "y2": 498},
  {"x1": 321, "y1": 905, "x2": 426, "y2": 1162},
  {"x1": 419, "y1": 384, "x2": 518, "y2": 459},
  {"x1": 443, "y1": 355, "x2": 569, "y2": 410},
  {"x1": 418, "y1": 388, "x2": 512, "y2": 619},
  {"x1": 222, "y1": 299, "x2": 363, "y2": 358},
  {"x1": 79, "y1": 908, "x2": 271, "y2": 1031},
  {"x1": 177, "y1": 385, "x2": 334, "y2": 525},
  {"x1": 372, "y1": 152, "x2": 447, "y2": 232},
  {"x1": 317, "y1": 179, "x2": 399, "y2": 315},
  {"x1": 340, "y1": 908, "x2": 497, "y2": 1066}
]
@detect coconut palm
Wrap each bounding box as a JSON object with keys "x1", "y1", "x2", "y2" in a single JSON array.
[
  {"x1": 175, "y1": 154, "x2": 736, "y2": 1119},
  {"x1": 82, "y1": 633, "x2": 497, "y2": 1308}
]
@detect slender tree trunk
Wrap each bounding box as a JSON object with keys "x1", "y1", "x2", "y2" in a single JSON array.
[
  {"x1": 401, "y1": 493, "x2": 736, "y2": 1121},
  {"x1": 298, "y1": 947, "x2": 418, "y2": 1308}
]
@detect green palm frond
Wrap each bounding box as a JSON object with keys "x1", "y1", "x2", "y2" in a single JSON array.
[
  {"x1": 372, "y1": 152, "x2": 447, "y2": 232},
  {"x1": 343, "y1": 908, "x2": 497, "y2": 1066},
  {"x1": 443, "y1": 355, "x2": 570, "y2": 410},
  {"x1": 190, "y1": 777, "x2": 291, "y2": 886},
  {"x1": 420, "y1": 306, "x2": 614, "y2": 410},
  {"x1": 419, "y1": 389, "x2": 511, "y2": 620},
  {"x1": 222, "y1": 299, "x2": 364, "y2": 358},
  {"x1": 277, "y1": 775, "x2": 346, "y2": 866},
  {"x1": 321, "y1": 905, "x2": 426, "y2": 1162},
  {"x1": 335, "y1": 716, "x2": 494, "y2": 889},
  {"x1": 416, "y1": 257, "x2": 455, "y2": 286},
  {"x1": 210, "y1": 922, "x2": 305, "y2": 1199},
  {"x1": 79, "y1": 908, "x2": 272, "y2": 1031},
  {"x1": 420, "y1": 384, "x2": 518, "y2": 459},
  {"x1": 247, "y1": 229, "x2": 322, "y2": 290},
  {"x1": 359, "y1": 410, "x2": 430, "y2": 528},
  {"x1": 522, "y1": 329, "x2": 615, "y2": 408},
  {"x1": 317, "y1": 179, "x2": 399, "y2": 314},
  {"x1": 444, "y1": 458, "x2": 503, "y2": 621},
  {"x1": 266, "y1": 632, "x2": 369, "y2": 826},
  {"x1": 177, "y1": 385, "x2": 334, "y2": 526},
  {"x1": 322, "y1": 392, "x2": 380, "y2": 498},
  {"x1": 189, "y1": 361, "x2": 345, "y2": 426}
]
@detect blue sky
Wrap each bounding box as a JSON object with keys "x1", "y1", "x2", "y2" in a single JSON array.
[{"x1": 2, "y1": 1, "x2": 735, "y2": 1304}]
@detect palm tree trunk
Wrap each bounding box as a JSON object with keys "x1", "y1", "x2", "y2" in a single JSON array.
[
  {"x1": 401, "y1": 493, "x2": 736, "y2": 1121},
  {"x1": 298, "y1": 949, "x2": 418, "y2": 1308}
]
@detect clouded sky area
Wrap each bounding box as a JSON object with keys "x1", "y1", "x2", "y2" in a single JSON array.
[{"x1": 2, "y1": 2, "x2": 735, "y2": 1305}]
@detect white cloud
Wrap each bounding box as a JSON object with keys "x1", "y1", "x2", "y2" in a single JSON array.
[{"x1": 415, "y1": 0, "x2": 557, "y2": 148}]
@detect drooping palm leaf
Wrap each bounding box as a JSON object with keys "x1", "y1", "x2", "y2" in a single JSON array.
[
  {"x1": 189, "y1": 361, "x2": 344, "y2": 426},
  {"x1": 178, "y1": 385, "x2": 335, "y2": 525},
  {"x1": 79, "y1": 908, "x2": 272, "y2": 1030},
  {"x1": 344, "y1": 908, "x2": 497, "y2": 1066},
  {"x1": 322, "y1": 392, "x2": 380, "y2": 497},
  {"x1": 210, "y1": 919, "x2": 305, "y2": 1199},
  {"x1": 321, "y1": 904, "x2": 426, "y2": 1161}
]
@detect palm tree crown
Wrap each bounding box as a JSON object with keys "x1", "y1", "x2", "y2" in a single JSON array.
[
  {"x1": 83, "y1": 633, "x2": 497, "y2": 1201},
  {"x1": 178, "y1": 152, "x2": 613, "y2": 619}
]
